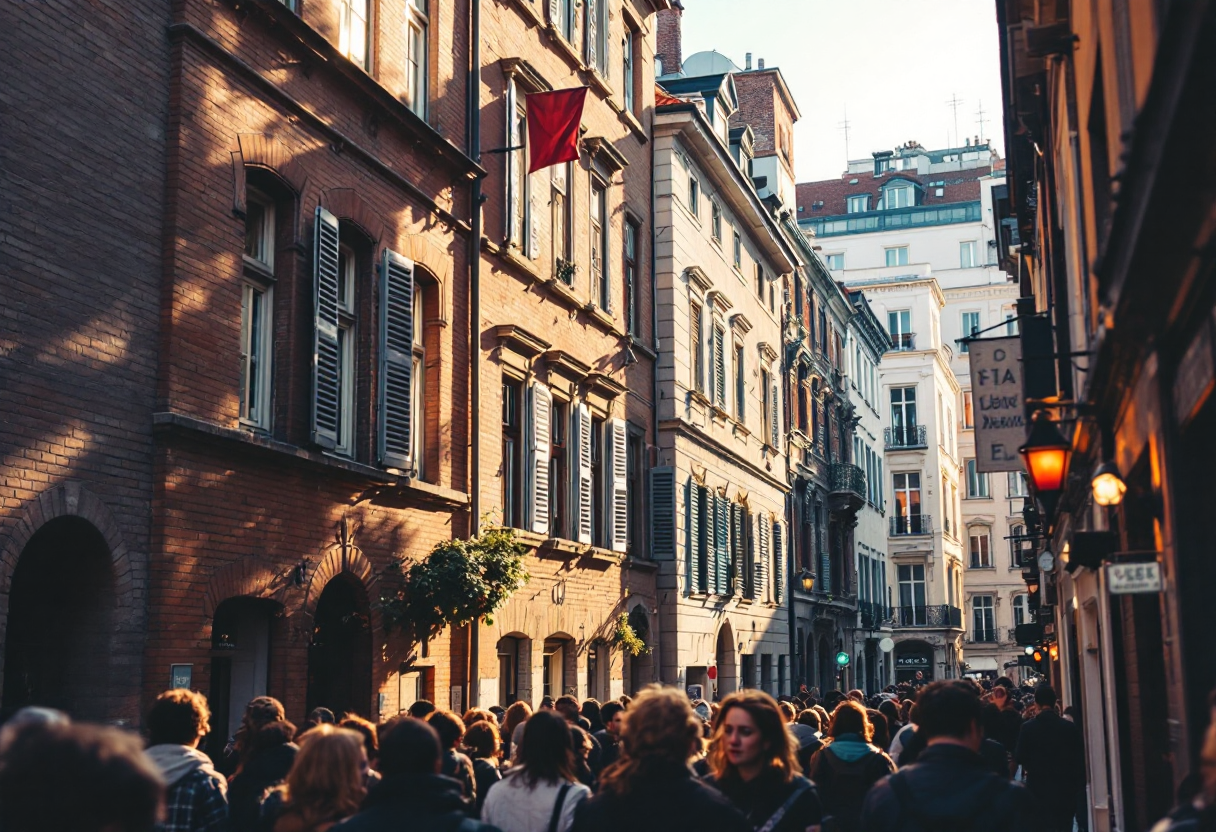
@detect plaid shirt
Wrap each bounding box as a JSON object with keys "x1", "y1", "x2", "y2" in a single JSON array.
[{"x1": 159, "y1": 766, "x2": 230, "y2": 832}]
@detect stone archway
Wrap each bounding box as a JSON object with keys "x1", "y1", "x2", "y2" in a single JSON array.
[
  {"x1": 715, "y1": 621, "x2": 737, "y2": 699},
  {"x1": 307, "y1": 574, "x2": 373, "y2": 719}
]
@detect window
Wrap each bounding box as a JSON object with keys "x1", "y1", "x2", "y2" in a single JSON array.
[
  {"x1": 898, "y1": 564, "x2": 927, "y2": 623},
  {"x1": 688, "y1": 175, "x2": 700, "y2": 216},
  {"x1": 890, "y1": 386, "x2": 917, "y2": 443},
  {"x1": 969, "y1": 530, "x2": 991, "y2": 567},
  {"x1": 339, "y1": 0, "x2": 370, "y2": 69},
  {"x1": 884, "y1": 184, "x2": 913, "y2": 209},
  {"x1": 584, "y1": 0, "x2": 607, "y2": 74},
  {"x1": 847, "y1": 195, "x2": 870, "y2": 213},
  {"x1": 507, "y1": 84, "x2": 531, "y2": 253},
  {"x1": 960, "y1": 311, "x2": 980, "y2": 353},
  {"x1": 755, "y1": 264, "x2": 764, "y2": 299},
  {"x1": 553, "y1": 0, "x2": 575, "y2": 41},
  {"x1": 712, "y1": 323, "x2": 727, "y2": 407},
  {"x1": 690, "y1": 301, "x2": 704, "y2": 393},
  {"x1": 962, "y1": 390, "x2": 974, "y2": 429},
  {"x1": 892, "y1": 473, "x2": 922, "y2": 533},
  {"x1": 734, "y1": 342, "x2": 746, "y2": 422},
  {"x1": 624, "y1": 218, "x2": 639, "y2": 336},
  {"x1": 622, "y1": 28, "x2": 636, "y2": 114},
  {"x1": 972, "y1": 595, "x2": 995, "y2": 640},
  {"x1": 550, "y1": 400, "x2": 569, "y2": 539},
  {"x1": 627, "y1": 429, "x2": 644, "y2": 556},
  {"x1": 244, "y1": 192, "x2": 274, "y2": 269},
  {"x1": 502, "y1": 378, "x2": 524, "y2": 528},
  {"x1": 1006, "y1": 312, "x2": 1018, "y2": 335},
  {"x1": 1013, "y1": 593, "x2": 1032, "y2": 626},
  {"x1": 590, "y1": 416, "x2": 606, "y2": 547},
  {"x1": 733, "y1": 230, "x2": 742, "y2": 270},
  {"x1": 760, "y1": 367, "x2": 772, "y2": 445},
  {"x1": 825, "y1": 253, "x2": 844, "y2": 270},
  {"x1": 885, "y1": 246, "x2": 909, "y2": 267},
  {"x1": 590, "y1": 178, "x2": 608, "y2": 308},
  {"x1": 887, "y1": 309, "x2": 912, "y2": 349},
  {"x1": 1007, "y1": 471, "x2": 1028, "y2": 497},
  {"x1": 1009, "y1": 524, "x2": 1026, "y2": 568},
  {"x1": 240, "y1": 283, "x2": 273, "y2": 429},
  {"x1": 960, "y1": 240, "x2": 977, "y2": 268},
  {"x1": 965, "y1": 459, "x2": 990, "y2": 498},
  {"x1": 405, "y1": 0, "x2": 428, "y2": 116},
  {"x1": 552, "y1": 163, "x2": 572, "y2": 277},
  {"x1": 335, "y1": 244, "x2": 358, "y2": 456},
  {"x1": 711, "y1": 200, "x2": 722, "y2": 242}
]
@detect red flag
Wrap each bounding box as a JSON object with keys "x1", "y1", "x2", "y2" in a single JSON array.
[{"x1": 526, "y1": 87, "x2": 589, "y2": 173}]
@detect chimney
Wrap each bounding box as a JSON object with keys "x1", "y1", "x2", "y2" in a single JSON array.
[
  {"x1": 745, "y1": 52, "x2": 752, "y2": 70},
  {"x1": 656, "y1": 3, "x2": 683, "y2": 77},
  {"x1": 757, "y1": 57, "x2": 765, "y2": 70}
]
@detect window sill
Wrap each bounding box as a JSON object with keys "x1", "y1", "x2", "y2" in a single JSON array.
[
  {"x1": 733, "y1": 421, "x2": 751, "y2": 439},
  {"x1": 544, "y1": 25, "x2": 585, "y2": 72},
  {"x1": 623, "y1": 555, "x2": 658, "y2": 572},
  {"x1": 583, "y1": 68, "x2": 613, "y2": 100},
  {"x1": 506, "y1": 0, "x2": 545, "y2": 28},
  {"x1": 583, "y1": 302, "x2": 618, "y2": 333},
  {"x1": 968, "y1": 565, "x2": 995, "y2": 570},
  {"x1": 963, "y1": 496, "x2": 993, "y2": 501},
  {"x1": 619, "y1": 108, "x2": 647, "y2": 142},
  {"x1": 629, "y1": 336, "x2": 657, "y2": 360}
]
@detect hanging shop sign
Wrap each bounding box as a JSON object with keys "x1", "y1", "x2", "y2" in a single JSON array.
[
  {"x1": 1107, "y1": 561, "x2": 1162, "y2": 594},
  {"x1": 968, "y1": 336, "x2": 1027, "y2": 473}
]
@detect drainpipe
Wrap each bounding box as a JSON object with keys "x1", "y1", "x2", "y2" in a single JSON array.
[
  {"x1": 649, "y1": 118, "x2": 663, "y2": 684},
  {"x1": 467, "y1": 0, "x2": 483, "y2": 711}
]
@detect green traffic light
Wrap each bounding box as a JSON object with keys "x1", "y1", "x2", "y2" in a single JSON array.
[{"x1": 835, "y1": 651, "x2": 851, "y2": 667}]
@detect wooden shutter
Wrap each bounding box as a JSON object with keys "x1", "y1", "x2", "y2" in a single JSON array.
[
  {"x1": 378, "y1": 249, "x2": 415, "y2": 469},
  {"x1": 549, "y1": 0, "x2": 559, "y2": 24},
  {"x1": 746, "y1": 512, "x2": 756, "y2": 599},
  {"x1": 714, "y1": 325, "x2": 726, "y2": 406},
  {"x1": 529, "y1": 384, "x2": 553, "y2": 535},
  {"x1": 585, "y1": 0, "x2": 597, "y2": 67},
  {"x1": 607, "y1": 418, "x2": 628, "y2": 553},
  {"x1": 770, "y1": 380, "x2": 780, "y2": 448},
  {"x1": 756, "y1": 513, "x2": 770, "y2": 603},
  {"x1": 773, "y1": 520, "x2": 784, "y2": 604},
  {"x1": 714, "y1": 493, "x2": 729, "y2": 594},
  {"x1": 312, "y1": 207, "x2": 342, "y2": 449},
  {"x1": 685, "y1": 479, "x2": 698, "y2": 593},
  {"x1": 705, "y1": 492, "x2": 717, "y2": 593},
  {"x1": 575, "y1": 403, "x2": 593, "y2": 544},
  {"x1": 650, "y1": 466, "x2": 675, "y2": 560},
  {"x1": 730, "y1": 503, "x2": 743, "y2": 595},
  {"x1": 506, "y1": 80, "x2": 518, "y2": 243},
  {"x1": 696, "y1": 485, "x2": 709, "y2": 593}
]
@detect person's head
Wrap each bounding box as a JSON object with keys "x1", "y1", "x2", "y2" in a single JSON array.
[
  {"x1": 598, "y1": 686, "x2": 703, "y2": 796},
  {"x1": 600, "y1": 701, "x2": 625, "y2": 737},
  {"x1": 489, "y1": 705, "x2": 506, "y2": 723},
  {"x1": 828, "y1": 700, "x2": 872, "y2": 741},
  {"x1": 581, "y1": 699, "x2": 602, "y2": 727},
  {"x1": 777, "y1": 701, "x2": 796, "y2": 723},
  {"x1": 1034, "y1": 684, "x2": 1058, "y2": 709},
  {"x1": 796, "y1": 709, "x2": 821, "y2": 732},
  {"x1": 339, "y1": 714, "x2": 378, "y2": 765},
  {"x1": 280, "y1": 726, "x2": 367, "y2": 826},
  {"x1": 236, "y1": 695, "x2": 287, "y2": 759},
  {"x1": 811, "y1": 704, "x2": 830, "y2": 728},
  {"x1": 462, "y1": 720, "x2": 501, "y2": 761},
  {"x1": 554, "y1": 695, "x2": 580, "y2": 724},
  {"x1": 823, "y1": 689, "x2": 845, "y2": 712},
  {"x1": 618, "y1": 694, "x2": 632, "y2": 708},
  {"x1": 407, "y1": 700, "x2": 436, "y2": 720},
  {"x1": 994, "y1": 676, "x2": 1014, "y2": 691},
  {"x1": 426, "y1": 710, "x2": 465, "y2": 752},
  {"x1": 462, "y1": 708, "x2": 496, "y2": 728},
  {"x1": 517, "y1": 710, "x2": 576, "y2": 786},
  {"x1": 0, "y1": 706, "x2": 69, "y2": 754},
  {"x1": 569, "y1": 724, "x2": 594, "y2": 762},
  {"x1": 539, "y1": 696, "x2": 555, "y2": 710},
  {"x1": 147, "y1": 688, "x2": 212, "y2": 748},
  {"x1": 503, "y1": 701, "x2": 532, "y2": 738},
  {"x1": 847, "y1": 689, "x2": 865, "y2": 704},
  {"x1": 866, "y1": 709, "x2": 890, "y2": 749},
  {"x1": 0, "y1": 722, "x2": 164, "y2": 832},
  {"x1": 709, "y1": 689, "x2": 798, "y2": 783},
  {"x1": 990, "y1": 684, "x2": 1011, "y2": 709},
  {"x1": 377, "y1": 716, "x2": 441, "y2": 776},
  {"x1": 914, "y1": 680, "x2": 984, "y2": 750},
  {"x1": 251, "y1": 719, "x2": 297, "y2": 754},
  {"x1": 877, "y1": 698, "x2": 901, "y2": 728},
  {"x1": 307, "y1": 707, "x2": 336, "y2": 728}
]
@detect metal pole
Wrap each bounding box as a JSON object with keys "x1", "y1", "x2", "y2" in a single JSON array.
[{"x1": 467, "y1": 0, "x2": 483, "y2": 711}]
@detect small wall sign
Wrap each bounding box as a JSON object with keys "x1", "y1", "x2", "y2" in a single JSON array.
[{"x1": 1107, "y1": 562, "x2": 1162, "y2": 594}]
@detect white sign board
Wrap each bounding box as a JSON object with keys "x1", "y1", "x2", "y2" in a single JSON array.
[
  {"x1": 968, "y1": 336, "x2": 1028, "y2": 473},
  {"x1": 1107, "y1": 562, "x2": 1162, "y2": 594}
]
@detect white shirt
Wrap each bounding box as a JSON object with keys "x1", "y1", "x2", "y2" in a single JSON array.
[{"x1": 481, "y1": 767, "x2": 590, "y2": 832}]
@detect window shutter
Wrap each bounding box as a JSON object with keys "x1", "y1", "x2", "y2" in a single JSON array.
[
  {"x1": 696, "y1": 485, "x2": 708, "y2": 593},
  {"x1": 378, "y1": 249, "x2": 415, "y2": 469},
  {"x1": 770, "y1": 380, "x2": 780, "y2": 448},
  {"x1": 528, "y1": 180, "x2": 540, "y2": 260},
  {"x1": 773, "y1": 521, "x2": 784, "y2": 604},
  {"x1": 505, "y1": 80, "x2": 518, "y2": 243},
  {"x1": 731, "y1": 503, "x2": 743, "y2": 595},
  {"x1": 575, "y1": 403, "x2": 593, "y2": 544},
  {"x1": 820, "y1": 524, "x2": 831, "y2": 592},
  {"x1": 607, "y1": 418, "x2": 628, "y2": 553},
  {"x1": 714, "y1": 326, "x2": 726, "y2": 406},
  {"x1": 650, "y1": 466, "x2": 675, "y2": 560},
  {"x1": 585, "y1": 0, "x2": 597, "y2": 67},
  {"x1": 746, "y1": 512, "x2": 756, "y2": 600},
  {"x1": 704, "y1": 492, "x2": 717, "y2": 593},
  {"x1": 685, "y1": 479, "x2": 698, "y2": 592},
  {"x1": 529, "y1": 383, "x2": 553, "y2": 535},
  {"x1": 714, "y1": 493, "x2": 729, "y2": 594},
  {"x1": 549, "y1": 0, "x2": 559, "y2": 23},
  {"x1": 756, "y1": 514, "x2": 770, "y2": 603},
  {"x1": 312, "y1": 206, "x2": 342, "y2": 449}
]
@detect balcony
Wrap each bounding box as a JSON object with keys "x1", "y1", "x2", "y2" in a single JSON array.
[
  {"x1": 894, "y1": 605, "x2": 963, "y2": 628},
  {"x1": 829, "y1": 462, "x2": 866, "y2": 515},
  {"x1": 801, "y1": 200, "x2": 984, "y2": 238},
  {"x1": 890, "y1": 332, "x2": 917, "y2": 351},
  {"x1": 859, "y1": 600, "x2": 895, "y2": 630},
  {"x1": 890, "y1": 514, "x2": 933, "y2": 536},
  {"x1": 884, "y1": 425, "x2": 927, "y2": 449},
  {"x1": 966, "y1": 630, "x2": 999, "y2": 644}
]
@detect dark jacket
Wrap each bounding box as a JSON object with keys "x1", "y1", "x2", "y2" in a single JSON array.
[
  {"x1": 705, "y1": 769, "x2": 823, "y2": 832},
  {"x1": 441, "y1": 749, "x2": 478, "y2": 804},
  {"x1": 229, "y1": 742, "x2": 299, "y2": 832},
  {"x1": 470, "y1": 759, "x2": 500, "y2": 816},
  {"x1": 571, "y1": 762, "x2": 751, "y2": 832},
  {"x1": 859, "y1": 743, "x2": 1037, "y2": 832},
  {"x1": 1014, "y1": 710, "x2": 1086, "y2": 815},
  {"x1": 332, "y1": 773, "x2": 500, "y2": 832},
  {"x1": 979, "y1": 737, "x2": 1011, "y2": 779},
  {"x1": 994, "y1": 707, "x2": 1024, "y2": 756},
  {"x1": 804, "y1": 735, "x2": 894, "y2": 832},
  {"x1": 590, "y1": 730, "x2": 620, "y2": 774}
]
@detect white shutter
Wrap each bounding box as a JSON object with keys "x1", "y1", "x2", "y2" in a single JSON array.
[
  {"x1": 770, "y1": 380, "x2": 780, "y2": 448},
  {"x1": 714, "y1": 325, "x2": 726, "y2": 405},
  {"x1": 585, "y1": 0, "x2": 597, "y2": 67},
  {"x1": 506, "y1": 80, "x2": 518, "y2": 243},
  {"x1": 773, "y1": 521, "x2": 785, "y2": 605},
  {"x1": 607, "y1": 418, "x2": 628, "y2": 553},
  {"x1": 312, "y1": 206, "x2": 341, "y2": 449},
  {"x1": 576, "y1": 403, "x2": 593, "y2": 544},
  {"x1": 528, "y1": 182, "x2": 540, "y2": 260},
  {"x1": 549, "y1": 0, "x2": 559, "y2": 23},
  {"x1": 378, "y1": 249, "x2": 415, "y2": 469},
  {"x1": 529, "y1": 384, "x2": 553, "y2": 535},
  {"x1": 714, "y1": 494, "x2": 729, "y2": 593}
]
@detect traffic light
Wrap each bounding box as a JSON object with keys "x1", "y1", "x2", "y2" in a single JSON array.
[
  {"x1": 1032, "y1": 649, "x2": 1043, "y2": 663},
  {"x1": 1048, "y1": 644, "x2": 1059, "y2": 661}
]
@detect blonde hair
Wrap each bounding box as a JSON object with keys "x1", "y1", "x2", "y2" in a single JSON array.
[
  {"x1": 598, "y1": 686, "x2": 702, "y2": 796},
  {"x1": 708, "y1": 689, "x2": 800, "y2": 783},
  {"x1": 278, "y1": 726, "x2": 367, "y2": 827}
]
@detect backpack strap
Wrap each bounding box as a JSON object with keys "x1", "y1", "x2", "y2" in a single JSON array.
[
  {"x1": 548, "y1": 783, "x2": 572, "y2": 832},
  {"x1": 755, "y1": 781, "x2": 811, "y2": 832}
]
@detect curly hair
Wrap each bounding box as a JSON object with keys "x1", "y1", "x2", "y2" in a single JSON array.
[
  {"x1": 277, "y1": 726, "x2": 367, "y2": 827},
  {"x1": 708, "y1": 689, "x2": 799, "y2": 784},
  {"x1": 462, "y1": 720, "x2": 501, "y2": 760},
  {"x1": 148, "y1": 688, "x2": 212, "y2": 746},
  {"x1": 598, "y1": 686, "x2": 702, "y2": 796}
]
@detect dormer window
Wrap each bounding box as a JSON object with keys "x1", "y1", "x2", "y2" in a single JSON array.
[
  {"x1": 883, "y1": 183, "x2": 915, "y2": 210},
  {"x1": 846, "y1": 195, "x2": 870, "y2": 214}
]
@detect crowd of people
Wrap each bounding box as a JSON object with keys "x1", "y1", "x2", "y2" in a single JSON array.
[{"x1": 3, "y1": 675, "x2": 1215, "y2": 832}]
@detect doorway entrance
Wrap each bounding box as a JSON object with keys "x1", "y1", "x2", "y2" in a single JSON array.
[
  {"x1": 307, "y1": 576, "x2": 372, "y2": 718},
  {"x1": 208, "y1": 597, "x2": 277, "y2": 753}
]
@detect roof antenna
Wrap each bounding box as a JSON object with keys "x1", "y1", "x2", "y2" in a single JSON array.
[
  {"x1": 945, "y1": 92, "x2": 964, "y2": 148},
  {"x1": 838, "y1": 105, "x2": 852, "y2": 162}
]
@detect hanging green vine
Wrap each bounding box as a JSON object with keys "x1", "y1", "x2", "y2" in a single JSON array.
[
  {"x1": 381, "y1": 525, "x2": 530, "y2": 641},
  {"x1": 611, "y1": 612, "x2": 649, "y2": 656}
]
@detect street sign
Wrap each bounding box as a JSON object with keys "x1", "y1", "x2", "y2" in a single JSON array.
[
  {"x1": 1107, "y1": 562, "x2": 1162, "y2": 594},
  {"x1": 967, "y1": 336, "x2": 1027, "y2": 473}
]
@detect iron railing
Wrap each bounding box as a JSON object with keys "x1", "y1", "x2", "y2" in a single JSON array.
[
  {"x1": 859, "y1": 600, "x2": 895, "y2": 629},
  {"x1": 967, "y1": 630, "x2": 999, "y2": 644},
  {"x1": 890, "y1": 514, "x2": 932, "y2": 536},
  {"x1": 890, "y1": 332, "x2": 916, "y2": 351},
  {"x1": 893, "y1": 605, "x2": 963, "y2": 628},
  {"x1": 885, "y1": 424, "x2": 927, "y2": 449},
  {"x1": 830, "y1": 462, "x2": 866, "y2": 497}
]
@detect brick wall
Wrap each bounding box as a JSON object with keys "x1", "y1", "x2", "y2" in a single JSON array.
[{"x1": 656, "y1": 5, "x2": 683, "y2": 77}]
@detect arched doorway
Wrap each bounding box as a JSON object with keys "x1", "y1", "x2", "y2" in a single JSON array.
[
  {"x1": 2, "y1": 517, "x2": 115, "y2": 721},
  {"x1": 307, "y1": 576, "x2": 372, "y2": 718},
  {"x1": 207, "y1": 597, "x2": 279, "y2": 757},
  {"x1": 497, "y1": 633, "x2": 531, "y2": 706},
  {"x1": 894, "y1": 639, "x2": 935, "y2": 684},
  {"x1": 625, "y1": 605, "x2": 653, "y2": 695},
  {"x1": 714, "y1": 622, "x2": 736, "y2": 700},
  {"x1": 817, "y1": 636, "x2": 835, "y2": 693}
]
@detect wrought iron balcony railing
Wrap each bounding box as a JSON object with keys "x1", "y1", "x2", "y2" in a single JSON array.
[
  {"x1": 884, "y1": 424, "x2": 927, "y2": 449},
  {"x1": 967, "y1": 630, "x2": 999, "y2": 644},
  {"x1": 830, "y1": 463, "x2": 866, "y2": 497},
  {"x1": 893, "y1": 605, "x2": 963, "y2": 628},
  {"x1": 859, "y1": 600, "x2": 895, "y2": 629},
  {"x1": 890, "y1": 514, "x2": 932, "y2": 536}
]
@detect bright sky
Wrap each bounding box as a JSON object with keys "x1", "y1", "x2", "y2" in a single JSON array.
[{"x1": 680, "y1": 0, "x2": 1006, "y2": 183}]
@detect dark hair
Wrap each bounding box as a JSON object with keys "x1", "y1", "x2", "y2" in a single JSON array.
[
  {"x1": 148, "y1": 689, "x2": 211, "y2": 746},
  {"x1": 916, "y1": 680, "x2": 983, "y2": 741},
  {"x1": 339, "y1": 714, "x2": 379, "y2": 761},
  {"x1": 866, "y1": 708, "x2": 890, "y2": 749},
  {"x1": 308, "y1": 707, "x2": 335, "y2": 725},
  {"x1": 581, "y1": 699, "x2": 603, "y2": 729},
  {"x1": 1034, "y1": 684, "x2": 1058, "y2": 707},
  {"x1": 426, "y1": 710, "x2": 465, "y2": 751},
  {"x1": 823, "y1": 689, "x2": 846, "y2": 712},
  {"x1": 994, "y1": 676, "x2": 1014, "y2": 690},
  {"x1": 600, "y1": 702, "x2": 625, "y2": 724},
  {"x1": 554, "y1": 696, "x2": 580, "y2": 722},
  {"x1": 878, "y1": 699, "x2": 901, "y2": 729},
  {"x1": 407, "y1": 700, "x2": 436, "y2": 720},
  {"x1": 462, "y1": 720, "x2": 501, "y2": 759},
  {"x1": 377, "y1": 716, "x2": 440, "y2": 776},
  {"x1": 778, "y1": 701, "x2": 795, "y2": 721},
  {"x1": 252, "y1": 720, "x2": 296, "y2": 753},
  {"x1": 829, "y1": 700, "x2": 872, "y2": 741},
  {"x1": 0, "y1": 722, "x2": 163, "y2": 832},
  {"x1": 518, "y1": 710, "x2": 576, "y2": 786},
  {"x1": 981, "y1": 703, "x2": 1003, "y2": 739},
  {"x1": 796, "y1": 709, "x2": 821, "y2": 731}
]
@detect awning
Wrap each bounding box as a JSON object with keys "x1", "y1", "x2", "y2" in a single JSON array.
[{"x1": 966, "y1": 657, "x2": 1000, "y2": 671}]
